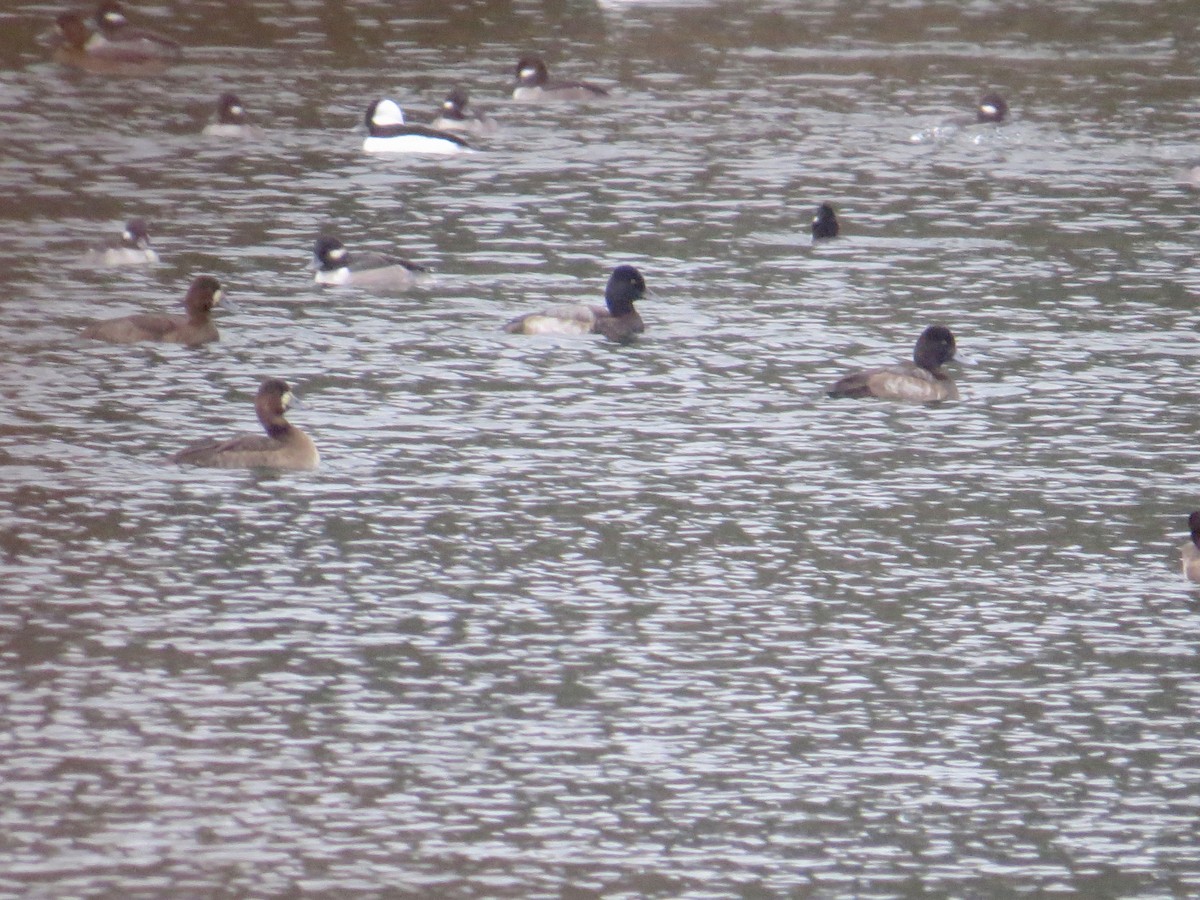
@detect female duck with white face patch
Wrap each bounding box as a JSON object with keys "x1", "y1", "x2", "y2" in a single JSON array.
[
  {"x1": 362, "y1": 99, "x2": 473, "y2": 155},
  {"x1": 82, "y1": 219, "x2": 159, "y2": 267},
  {"x1": 312, "y1": 236, "x2": 426, "y2": 290}
]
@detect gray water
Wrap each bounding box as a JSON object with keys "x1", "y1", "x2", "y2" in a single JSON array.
[{"x1": 2, "y1": 0, "x2": 1200, "y2": 896}]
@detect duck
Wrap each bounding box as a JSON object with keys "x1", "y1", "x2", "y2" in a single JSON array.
[
  {"x1": 92, "y1": 0, "x2": 182, "y2": 61},
  {"x1": 82, "y1": 219, "x2": 159, "y2": 267},
  {"x1": 826, "y1": 325, "x2": 959, "y2": 402},
  {"x1": 812, "y1": 202, "x2": 839, "y2": 241},
  {"x1": 170, "y1": 378, "x2": 319, "y2": 471},
  {"x1": 362, "y1": 99, "x2": 473, "y2": 155},
  {"x1": 504, "y1": 265, "x2": 646, "y2": 342},
  {"x1": 431, "y1": 88, "x2": 497, "y2": 137},
  {"x1": 1182, "y1": 512, "x2": 1200, "y2": 582},
  {"x1": 202, "y1": 92, "x2": 262, "y2": 138},
  {"x1": 312, "y1": 236, "x2": 426, "y2": 289},
  {"x1": 82, "y1": 275, "x2": 225, "y2": 346},
  {"x1": 976, "y1": 91, "x2": 1009, "y2": 124},
  {"x1": 512, "y1": 56, "x2": 609, "y2": 102},
  {"x1": 51, "y1": 11, "x2": 161, "y2": 72}
]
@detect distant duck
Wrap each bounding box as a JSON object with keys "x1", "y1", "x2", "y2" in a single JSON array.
[
  {"x1": 362, "y1": 98, "x2": 473, "y2": 154},
  {"x1": 82, "y1": 219, "x2": 159, "y2": 267},
  {"x1": 91, "y1": 0, "x2": 182, "y2": 61},
  {"x1": 976, "y1": 91, "x2": 1009, "y2": 124},
  {"x1": 504, "y1": 265, "x2": 646, "y2": 342},
  {"x1": 827, "y1": 325, "x2": 960, "y2": 402},
  {"x1": 1182, "y1": 512, "x2": 1200, "y2": 582},
  {"x1": 431, "y1": 88, "x2": 497, "y2": 137},
  {"x1": 312, "y1": 236, "x2": 426, "y2": 290},
  {"x1": 812, "y1": 202, "x2": 839, "y2": 241},
  {"x1": 170, "y1": 378, "x2": 319, "y2": 471},
  {"x1": 512, "y1": 55, "x2": 609, "y2": 102},
  {"x1": 82, "y1": 275, "x2": 225, "y2": 347},
  {"x1": 203, "y1": 92, "x2": 262, "y2": 138}
]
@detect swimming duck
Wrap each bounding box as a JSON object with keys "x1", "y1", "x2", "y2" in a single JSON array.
[
  {"x1": 82, "y1": 219, "x2": 159, "y2": 267},
  {"x1": 976, "y1": 92, "x2": 1009, "y2": 124},
  {"x1": 512, "y1": 55, "x2": 609, "y2": 102},
  {"x1": 431, "y1": 88, "x2": 497, "y2": 137},
  {"x1": 812, "y1": 203, "x2": 839, "y2": 241},
  {"x1": 312, "y1": 236, "x2": 426, "y2": 289},
  {"x1": 827, "y1": 325, "x2": 959, "y2": 402},
  {"x1": 92, "y1": 0, "x2": 182, "y2": 61},
  {"x1": 82, "y1": 275, "x2": 224, "y2": 346},
  {"x1": 362, "y1": 99, "x2": 473, "y2": 154},
  {"x1": 504, "y1": 265, "x2": 646, "y2": 342},
  {"x1": 170, "y1": 378, "x2": 319, "y2": 471},
  {"x1": 202, "y1": 92, "x2": 262, "y2": 138}
]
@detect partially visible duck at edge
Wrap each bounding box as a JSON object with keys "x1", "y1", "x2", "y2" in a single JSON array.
[
  {"x1": 170, "y1": 378, "x2": 319, "y2": 471},
  {"x1": 313, "y1": 236, "x2": 426, "y2": 290},
  {"x1": 82, "y1": 218, "x2": 159, "y2": 267},
  {"x1": 512, "y1": 55, "x2": 609, "y2": 103},
  {"x1": 203, "y1": 92, "x2": 263, "y2": 138},
  {"x1": 827, "y1": 325, "x2": 960, "y2": 403},
  {"x1": 504, "y1": 264, "x2": 647, "y2": 343},
  {"x1": 82, "y1": 275, "x2": 226, "y2": 346},
  {"x1": 1181, "y1": 512, "x2": 1200, "y2": 582},
  {"x1": 431, "y1": 88, "x2": 497, "y2": 137},
  {"x1": 812, "y1": 202, "x2": 840, "y2": 242},
  {"x1": 93, "y1": 0, "x2": 182, "y2": 61},
  {"x1": 362, "y1": 99, "x2": 473, "y2": 155}
]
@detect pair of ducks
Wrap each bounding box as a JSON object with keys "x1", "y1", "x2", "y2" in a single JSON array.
[
  {"x1": 361, "y1": 55, "x2": 608, "y2": 155},
  {"x1": 55, "y1": 0, "x2": 181, "y2": 72}
]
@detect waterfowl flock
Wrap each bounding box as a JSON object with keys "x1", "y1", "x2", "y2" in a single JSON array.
[{"x1": 40, "y1": 1, "x2": 1196, "y2": 577}]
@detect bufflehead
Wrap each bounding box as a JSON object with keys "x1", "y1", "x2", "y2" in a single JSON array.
[
  {"x1": 82, "y1": 275, "x2": 225, "y2": 346},
  {"x1": 203, "y1": 92, "x2": 262, "y2": 138},
  {"x1": 313, "y1": 236, "x2": 426, "y2": 290},
  {"x1": 1182, "y1": 512, "x2": 1200, "y2": 582},
  {"x1": 812, "y1": 203, "x2": 839, "y2": 241},
  {"x1": 512, "y1": 55, "x2": 609, "y2": 102},
  {"x1": 431, "y1": 88, "x2": 497, "y2": 137},
  {"x1": 53, "y1": 11, "x2": 166, "y2": 73},
  {"x1": 827, "y1": 325, "x2": 959, "y2": 402},
  {"x1": 82, "y1": 219, "x2": 160, "y2": 267},
  {"x1": 504, "y1": 265, "x2": 646, "y2": 342},
  {"x1": 362, "y1": 99, "x2": 472, "y2": 155},
  {"x1": 976, "y1": 92, "x2": 1009, "y2": 124},
  {"x1": 170, "y1": 378, "x2": 319, "y2": 471},
  {"x1": 92, "y1": 0, "x2": 182, "y2": 61}
]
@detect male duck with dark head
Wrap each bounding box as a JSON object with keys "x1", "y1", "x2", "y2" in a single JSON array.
[
  {"x1": 171, "y1": 379, "x2": 319, "y2": 471},
  {"x1": 93, "y1": 0, "x2": 182, "y2": 61},
  {"x1": 82, "y1": 275, "x2": 225, "y2": 347},
  {"x1": 505, "y1": 265, "x2": 646, "y2": 342},
  {"x1": 827, "y1": 325, "x2": 959, "y2": 402},
  {"x1": 363, "y1": 98, "x2": 473, "y2": 155},
  {"x1": 313, "y1": 236, "x2": 425, "y2": 290},
  {"x1": 512, "y1": 55, "x2": 609, "y2": 102},
  {"x1": 1181, "y1": 512, "x2": 1200, "y2": 582}
]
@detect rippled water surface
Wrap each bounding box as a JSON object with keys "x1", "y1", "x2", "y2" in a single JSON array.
[{"x1": 2, "y1": 0, "x2": 1200, "y2": 896}]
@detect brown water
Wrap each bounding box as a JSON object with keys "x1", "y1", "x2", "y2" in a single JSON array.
[{"x1": 2, "y1": 0, "x2": 1200, "y2": 896}]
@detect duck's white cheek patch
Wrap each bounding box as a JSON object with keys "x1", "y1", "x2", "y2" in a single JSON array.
[
  {"x1": 328, "y1": 247, "x2": 347, "y2": 262},
  {"x1": 122, "y1": 230, "x2": 133, "y2": 241},
  {"x1": 519, "y1": 67, "x2": 538, "y2": 80},
  {"x1": 981, "y1": 104, "x2": 998, "y2": 117},
  {"x1": 229, "y1": 105, "x2": 244, "y2": 117},
  {"x1": 213, "y1": 289, "x2": 224, "y2": 305}
]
